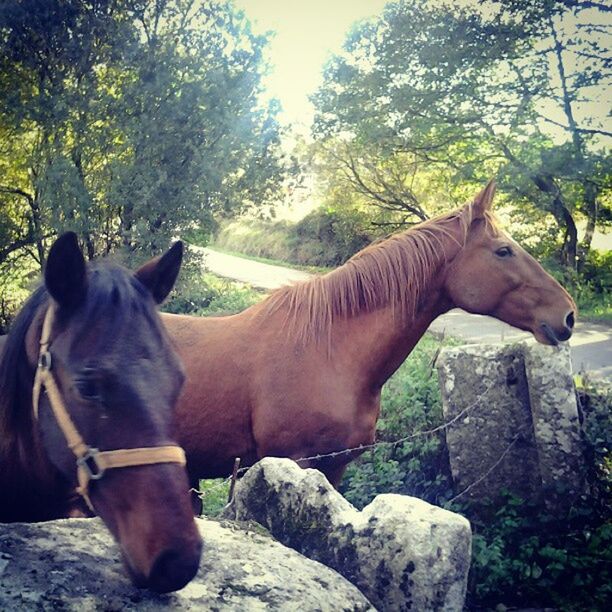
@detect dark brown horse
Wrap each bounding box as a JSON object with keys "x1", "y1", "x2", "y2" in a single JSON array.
[
  {"x1": 0, "y1": 233, "x2": 202, "y2": 592},
  {"x1": 163, "y1": 182, "x2": 577, "y2": 488}
]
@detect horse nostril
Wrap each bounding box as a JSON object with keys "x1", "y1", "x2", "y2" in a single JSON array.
[
  {"x1": 147, "y1": 543, "x2": 202, "y2": 593},
  {"x1": 565, "y1": 311, "x2": 575, "y2": 330}
]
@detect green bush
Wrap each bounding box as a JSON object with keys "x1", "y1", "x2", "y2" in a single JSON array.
[
  {"x1": 214, "y1": 218, "x2": 295, "y2": 262},
  {"x1": 464, "y1": 477, "x2": 611, "y2": 610},
  {"x1": 213, "y1": 206, "x2": 373, "y2": 268},
  {"x1": 163, "y1": 270, "x2": 262, "y2": 317},
  {"x1": 340, "y1": 337, "x2": 611, "y2": 611},
  {"x1": 340, "y1": 334, "x2": 455, "y2": 508},
  {"x1": 540, "y1": 249, "x2": 612, "y2": 322},
  {"x1": 290, "y1": 207, "x2": 372, "y2": 266},
  {"x1": 198, "y1": 478, "x2": 230, "y2": 517}
]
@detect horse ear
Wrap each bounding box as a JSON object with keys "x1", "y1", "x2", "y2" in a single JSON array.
[
  {"x1": 472, "y1": 179, "x2": 496, "y2": 218},
  {"x1": 45, "y1": 232, "x2": 87, "y2": 309},
  {"x1": 135, "y1": 241, "x2": 184, "y2": 304}
]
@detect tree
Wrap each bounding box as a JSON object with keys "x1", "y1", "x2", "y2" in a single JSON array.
[
  {"x1": 0, "y1": 0, "x2": 287, "y2": 276},
  {"x1": 312, "y1": 0, "x2": 611, "y2": 267}
]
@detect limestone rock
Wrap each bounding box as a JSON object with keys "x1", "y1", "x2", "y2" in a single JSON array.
[
  {"x1": 0, "y1": 517, "x2": 374, "y2": 611},
  {"x1": 523, "y1": 342, "x2": 584, "y2": 498},
  {"x1": 225, "y1": 458, "x2": 471, "y2": 612},
  {"x1": 436, "y1": 343, "x2": 541, "y2": 506},
  {"x1": 436, "y1": 342, "x2": 584, "y2": 510}
]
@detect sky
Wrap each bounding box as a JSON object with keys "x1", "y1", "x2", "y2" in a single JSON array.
[{"x1": 234, "y1": 0, "x2": 389, "y2": 132}]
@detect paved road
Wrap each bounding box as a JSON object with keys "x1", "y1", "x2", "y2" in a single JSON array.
[
  {"x1": 201, "y1": 247, "x2": 611, "y2": 381},
  {"x1": 202, "y1": 247, "x2": 311, "y2": 290}
]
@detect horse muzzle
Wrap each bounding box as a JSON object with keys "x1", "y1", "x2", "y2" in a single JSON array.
[
  {"x1": 127, "y1": 538, "x2": 203, "y2": 593},
  {"x1": 539, "y1": 310, "x2": 575, "y2": 345}
]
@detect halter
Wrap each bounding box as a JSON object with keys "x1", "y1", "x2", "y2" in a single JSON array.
[{"x1": 32, "y1": 302, "x2": 187, "y2": 511}]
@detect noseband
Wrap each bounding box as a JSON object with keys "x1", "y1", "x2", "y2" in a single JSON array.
[{"x1": 32, "y1": 303, "x2": 187, "y2": 511}]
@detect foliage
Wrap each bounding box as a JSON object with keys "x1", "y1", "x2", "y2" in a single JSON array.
[
  {"x1": 0, "y1": 252, "x2": 37, "y2": 333},
  {"x1": 464, "y1": 382, "x2": 612, "y2": 612},
  {"x1": 163, "y1": 269, "x2": 262, "y2": 317},
  {"x1": 214, "y1": 206, "x2": 374, "y2": 267},
  {"x1": 341, "y1": 335, "x2": 611, "y2": 610},
  {"x1": 198, "y1": 478, "x2": 230, "y2": 517},
  {"x1": 0, "y1": 0, "x2": 288, "y2": 295},
  {"x1": 291, "y1": 207, "x2": 372, "y2": 266},
  {"x1": 312, "y1": 0, "x2": 611, "y2": 267},
  {"x1": 537, "y1": 249, "x2": 612, "y2": 322},
  {"x1": 465, "y1": 488, "x2": 612, "y2": 610},
  {"x1": 340, "y1": 334, "x2": 455, "y2": 509},
  {"x1": 213, "y1": 218, "x2": 296, "y2": 263}
]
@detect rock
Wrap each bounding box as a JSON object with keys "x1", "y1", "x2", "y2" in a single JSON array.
[
  {"x1": 436, "y1": 343, "x2": 541, "y2": 506},
  {"x1": 436, "y1": 342, "x2": 584, "y2": 510},
  {"x1": 523, "y1": 343, "x2": 585, "y2": 500},
  {"x1": 225, "y1": 458, "x2": 471, "y2": 612},
  {"x1": 0, "y1": 517, "x2": 374, "y2": 611}
]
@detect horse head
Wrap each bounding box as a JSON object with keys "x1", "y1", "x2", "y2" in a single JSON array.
[
  {"x1": 27, "y1": 233, "x2": 202, "y2": 592},
  {"x1": 445, "y1": 181, "x2": 577, "y2": 345}
]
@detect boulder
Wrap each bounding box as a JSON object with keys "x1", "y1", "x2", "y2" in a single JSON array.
[
  {"x1": 523, "y1": 342, "x2": 584, "y2": 499},
  {"x1": 436, "y1": 343, "x2": 541, "y2": 506},
  {"x1": 225, "y1": 458, "x2": 471, "y2": 612},
  {"x1": 0, "y1": 517, "x2": 374, "y2": 611},
  {"x1": 436, "y1": 342, "x2": 584, "y2": 510}
]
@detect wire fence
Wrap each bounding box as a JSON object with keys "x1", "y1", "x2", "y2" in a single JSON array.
[{"x1": 191, "y1": 377, "x2": 517, "y2": 511}]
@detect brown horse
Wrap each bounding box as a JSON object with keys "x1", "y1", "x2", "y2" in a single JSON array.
[
  {"x1": 164, "y1": 181, "x2": 577, "y2": 488},
  {"x1": 0, "y1": 233, "x2": 202, "y2": 593}
]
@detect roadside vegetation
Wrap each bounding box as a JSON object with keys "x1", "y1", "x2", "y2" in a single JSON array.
[{"x1": 0, "y1": 1, "x2": 609, "y2": 610}]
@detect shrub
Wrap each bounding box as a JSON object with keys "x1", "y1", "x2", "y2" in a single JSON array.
[
  {"x1": 341, "y1": 339, "x2": 611, "y2": 611},
  {"x1": 340, "y1": 334, "x2": 455, "y2": 509},
  {"x1": 214, "y1": 219, "x2": 295, "y2": 262},
  {"x1": 291, "y1": 207, "x2": 372, "y2": 266},
  {"x1": 540, "y1": 249, "x2": 612, "y2": 322},
  {"x1": 163, "y1": 260, "x2": 262, "y2": 317},
  {"x1": 213, "y1": 206, "x2": 373, "y2": 268},
  {"x1": 198, "y1": 479, "x2": 230, "y2": 517}
]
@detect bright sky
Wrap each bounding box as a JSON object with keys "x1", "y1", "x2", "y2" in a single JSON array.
[{"x1": 234, "y1": 0, "x2": 389, "y2": 132}]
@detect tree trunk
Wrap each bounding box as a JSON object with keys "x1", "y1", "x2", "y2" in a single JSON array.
[
  {"x1": 579, "y1": 181, "x2": 599, "y2": 258},
  {"x1": 531, "y1": 173, "x2": 578, "y2": 269}
]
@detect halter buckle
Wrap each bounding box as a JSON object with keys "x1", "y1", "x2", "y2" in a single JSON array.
[
  {"x1": 38, "y1": 350, "x2": 52, "y2": 371},
  {"x1": 77, "y1": 448, "x2": 105, "y2": 480}
]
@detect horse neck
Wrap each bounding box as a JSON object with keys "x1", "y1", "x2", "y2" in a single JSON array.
[
  {"x1": 326, "y1": 221, "x2": 467, "y2": 391},
  {"x1": 330, "y1": 271, "x2": 453, "y2": 390},
  {"x1": 0, "y1": 305, "x2": 62, "y2": 514}
]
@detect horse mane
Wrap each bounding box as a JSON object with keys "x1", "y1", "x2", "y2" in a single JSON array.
[
  {"x1": 261, "y1": 202, "x2": 501, "y2": 345},
  {"x1": 0, "y1": 285, "x2": 47, "y2": 459}
]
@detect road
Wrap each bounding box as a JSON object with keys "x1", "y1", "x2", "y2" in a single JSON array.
[{"x1": 200, "y1": 247, "x2": 612, "y2": 381}]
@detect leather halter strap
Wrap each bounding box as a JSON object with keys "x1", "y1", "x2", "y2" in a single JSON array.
[{"x1": 32, "y1": 303, "x2": 186, "y2": 511}]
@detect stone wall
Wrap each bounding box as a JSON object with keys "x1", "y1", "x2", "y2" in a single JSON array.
[
  {"x1": 436, "y1": 342, "x2": 584, "y2": 510},
  {"x1": 225, "y1": 458, "x2": 472, "y2": 612},
  {"x1": 0, "y1": 517, "x2": 373, "y2": 611}
]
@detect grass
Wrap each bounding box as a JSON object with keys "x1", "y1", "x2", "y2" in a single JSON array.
[
  {"x1": 198, "y1": 479, "x2": 231, "y2": 517},
  {"x1": 575, "y1": 297, "x2": 612, "y2": 324},
  {"x1": 164, "y1": 272, "x2": 264, "y2": 317}
]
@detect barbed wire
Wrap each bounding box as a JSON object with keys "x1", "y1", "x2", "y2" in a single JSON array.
[
  {"x1": 447, "y1": 434, "x2": 521, "y2": 504},
  {"x1": 192, "y1": 378, "x2": 500, "y2": 506}
]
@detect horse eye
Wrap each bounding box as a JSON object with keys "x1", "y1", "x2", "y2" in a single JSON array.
[
  {"x1": 76, "y1": 377, "x2": 101, "y2": 402},
  {"x1": 495, "y1": 246, "x2": 513, "y2": 258}
]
